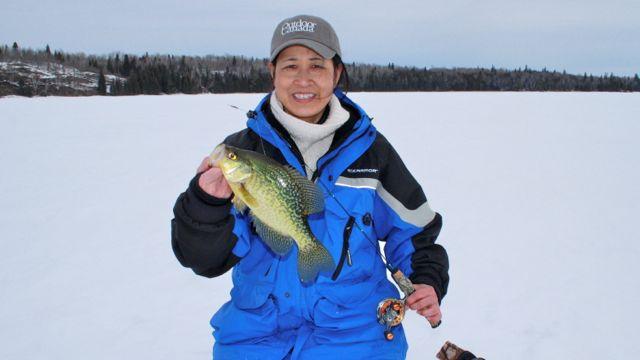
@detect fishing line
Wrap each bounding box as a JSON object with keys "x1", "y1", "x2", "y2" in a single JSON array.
[
  {"x1": 228, "y1": 104, "x2": 267, "y2": 156},
  {"x1": 314, "y1": 178, "x2": 394, "y2": 272}
]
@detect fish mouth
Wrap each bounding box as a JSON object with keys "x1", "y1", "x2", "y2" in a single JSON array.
[{"x1": 225, "y1": 166, "x2": 239, "y2": 175}]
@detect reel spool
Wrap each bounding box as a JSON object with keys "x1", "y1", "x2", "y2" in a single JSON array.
[
  {"x1": 377, "y1": 298, "x2": 407, "y2": 341},
  {"x1": 376, "y1": 269, "x2": 442, "y2": 341}
]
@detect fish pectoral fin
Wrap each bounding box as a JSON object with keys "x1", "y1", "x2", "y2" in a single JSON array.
[
  {"x1": 235, "y1": 184, "x2": 258, "y2": 209},
  {"x1": 232, "y1": 195, "x2": 247, "y2": 213},
  {"x1": 251, "y1": 214, "x2": 294, "y2": 256},
  {"x1": 283, "y1": 166, "x2": 325, "y2": 215}
]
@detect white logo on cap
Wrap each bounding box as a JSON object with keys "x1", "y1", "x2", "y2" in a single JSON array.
[{"x1": 281, "y1": 19, "x2": 317, "y2": 35}]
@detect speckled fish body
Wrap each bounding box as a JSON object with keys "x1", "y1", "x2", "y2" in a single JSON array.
[{"x1": 210, "y1": 144, "x2": 335, "y2": 283}]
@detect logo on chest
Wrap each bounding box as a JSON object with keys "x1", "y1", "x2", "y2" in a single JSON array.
[{"x1": 346, "y1": 168, "x2": 379, "y2": 174}]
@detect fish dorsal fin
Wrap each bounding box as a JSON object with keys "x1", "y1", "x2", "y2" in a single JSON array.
[
  {"x1": 283, "y1": 166, "x2": 325, "y2": 215},
  {"x1": 234, "y1": 183, "x2": 258, "y2": 210},
  {"x1": 251, "y1": 212, "x2": 295, "y2": 256}
]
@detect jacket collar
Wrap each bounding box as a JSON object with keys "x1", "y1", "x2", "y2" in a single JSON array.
[{"x1": 247, "y1": 89, "x2": 372, "y2": 175}]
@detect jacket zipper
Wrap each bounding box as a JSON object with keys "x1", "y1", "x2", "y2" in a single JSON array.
[
  {"x1": 331, "y1": 216, "x2": 355, "y2": 281},
  {"x1": 311, "y1": 127, "x2": 371, "y2": 183}
]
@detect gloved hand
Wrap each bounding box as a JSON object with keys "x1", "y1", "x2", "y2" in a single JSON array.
[{"x1": 436, "y1": 341, "x2": 484, "y2": 360}]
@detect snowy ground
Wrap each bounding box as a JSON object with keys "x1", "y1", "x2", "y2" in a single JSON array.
[{"x1": 1, "y1": 92, "x2": 639, "y2": 359}]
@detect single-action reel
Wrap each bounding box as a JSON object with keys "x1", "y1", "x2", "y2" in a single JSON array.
[{"x1": 377, "y1": 269, "x2": 442, "y2": 340}]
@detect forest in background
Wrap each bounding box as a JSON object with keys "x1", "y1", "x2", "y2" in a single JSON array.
[{"x1": 1, "y1": 42, "x2": 639, "y2": 97}]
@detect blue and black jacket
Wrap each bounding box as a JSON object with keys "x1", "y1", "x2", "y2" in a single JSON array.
[{"x1": 171, "y1": 90, "x2": 449, "y2": 359}]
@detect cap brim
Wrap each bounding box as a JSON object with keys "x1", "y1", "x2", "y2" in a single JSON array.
[{"x1": 270, "y1": 39, "x2": 336, "y2": 62}]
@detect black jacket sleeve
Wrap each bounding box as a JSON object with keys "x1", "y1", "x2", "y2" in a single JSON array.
[
  {"x1": 409, "y1": 213, "x2": 449, "y2": 303},
  {"x1": 171, "y1": 173, "x2": 241, "y2": 277},
  {"x1": 374, "y1": 134, "x2": 450, "y2": 303}
]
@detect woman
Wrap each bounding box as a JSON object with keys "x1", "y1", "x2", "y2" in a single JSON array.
[{"x1": 171, "y1": 15, "x2": 449, "y2": 360}]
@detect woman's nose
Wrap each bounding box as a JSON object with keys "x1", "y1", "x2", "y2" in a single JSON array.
[{"x1": 293, "y1": 69, "x2": 314, "y2": 86}]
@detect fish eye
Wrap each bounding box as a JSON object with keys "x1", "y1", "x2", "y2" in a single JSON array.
[{"x1": 227, "y1": 152, "x2": 237, "y2": 160}]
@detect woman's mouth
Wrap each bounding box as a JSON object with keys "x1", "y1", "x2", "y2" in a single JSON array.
[{"x1": 292, "y1": 93, "x2": 316, "y2": 102}]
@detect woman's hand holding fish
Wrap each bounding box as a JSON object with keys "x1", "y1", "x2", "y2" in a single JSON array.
[
  {"x1": 405, "y1": 284, "x2": 442, "y2": 327},
  {"x1": 197, "y1": 156, "x2": 233, "y2": 199}
]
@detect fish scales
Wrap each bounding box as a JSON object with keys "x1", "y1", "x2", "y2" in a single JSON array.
[
  {"x1": 247, "y1": 161, "x2": 307, "y2": 242},
  {"x1": 211, "y1": 144, "x2": 335, "y2": 283}
]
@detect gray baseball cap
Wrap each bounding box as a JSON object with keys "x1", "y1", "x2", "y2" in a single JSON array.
[{"x1": 270, "y1": 15, "x2": 342, "y2": 62}]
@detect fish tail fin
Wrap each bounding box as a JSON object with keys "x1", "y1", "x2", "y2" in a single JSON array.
[{"x1": 298, "y1": 239, "x2": 335, "y2": 284}]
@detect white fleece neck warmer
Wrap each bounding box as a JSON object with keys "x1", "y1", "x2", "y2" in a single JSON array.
[{"x1": 270, "y1": 92, "x2": 350, "y2": 178}]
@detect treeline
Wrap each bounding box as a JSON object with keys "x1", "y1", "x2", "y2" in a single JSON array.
[
  {"x1": 348, "y1": 64, "x2": 640, "y2": 92},
  {"x1": 2, "y1": 43, "x2": 639, "y2": 96}
]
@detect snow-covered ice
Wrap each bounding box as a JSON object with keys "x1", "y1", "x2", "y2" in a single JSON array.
[{"x1": 1, "y1": 92, "x2": 639, "y2": 359}]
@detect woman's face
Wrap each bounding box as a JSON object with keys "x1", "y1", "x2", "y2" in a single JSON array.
[{"x1": 269, "y1": 45, "x2": 342, "y2": 123}]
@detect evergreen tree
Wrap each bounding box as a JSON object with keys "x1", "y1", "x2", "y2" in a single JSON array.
[
  {"x1": 97, "y1": 69, "x2": 107, "y2": 95},
  {"x1": 114, "y1": 54, "x2": 121, "y2": 74},
  {"x1": 45, "y1": 44, "x2": 51, "y2": 55},
  {"x1": 633, "y1": 74, "x2": 640, "y2": 91},
  {"x1": 54, "y1": 51, "x2": 65, "y2": 62},
  {"x1": 17, "y1": 78, "x2": 33, "y2": 97},
  {"x1": 111, "y1": 79, "x2": 122, "y2": 95},
  {"x1": 122, "y1": 54, "x2": 131, "y2": 76}
]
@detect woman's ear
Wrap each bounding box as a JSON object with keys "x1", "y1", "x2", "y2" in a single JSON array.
[{"x1": 268, "y1": 63, "x2": 275, "y2": 80}]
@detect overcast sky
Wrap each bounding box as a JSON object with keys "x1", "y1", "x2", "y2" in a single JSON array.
[{"x1": 2, "y1": 0, "x2": 639, "y2": 76}]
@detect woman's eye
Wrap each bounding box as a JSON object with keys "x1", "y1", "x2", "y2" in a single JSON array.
[{"x1": 312, "y1": 64, "x2": 325, "y2": 69}]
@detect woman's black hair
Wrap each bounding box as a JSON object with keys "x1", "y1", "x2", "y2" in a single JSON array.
[
  {"x1": 332, "y1": 55, "x2": 350, "y2": 93},
  {"x1": 270, "y1": 54, "x2": 350, "y2": 93}
]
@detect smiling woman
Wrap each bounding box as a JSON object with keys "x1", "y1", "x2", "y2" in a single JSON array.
[
  {"x1": 269, "y1": 45, "x2": 343, "y2": 123},
  {"x1": 171, "y1": 14, "x2": 449, "y2": 360}
]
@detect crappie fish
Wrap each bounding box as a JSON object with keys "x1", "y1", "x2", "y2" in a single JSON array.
[{"x1": 210, "y1": 144, "x2": 335, "y2": 283}]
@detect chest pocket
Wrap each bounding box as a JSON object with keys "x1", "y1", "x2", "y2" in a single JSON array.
[
  {"x1": 329, "y1": 212, "x2": 379, "y2": 283},
  {"x1": 230, "y1": 235, "x2": 277, "y2": 309}
]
